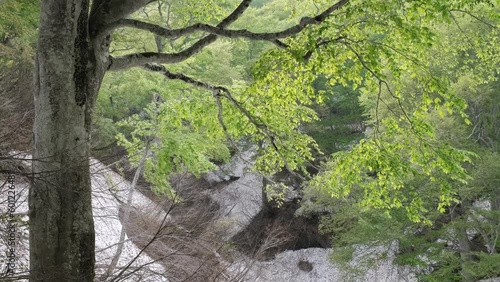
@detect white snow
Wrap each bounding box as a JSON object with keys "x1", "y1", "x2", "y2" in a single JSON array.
[
  {"x1": 209, "y1": 151, "x2": 419, "y2": 282},
  {"x1": 90, "y1": 159, "x2": 169, "y2": 281},
  {"x1": 0, "y1": 157, "x2": 169, "y2": 281},
  {"x1": 226, "y1": 241, "x2": 418, "y2": 282},
  {"x1": 209, "y1": 149, "x2": 263, "y2": 240}
]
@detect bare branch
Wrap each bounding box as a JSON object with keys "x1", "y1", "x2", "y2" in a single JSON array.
[
  {"x1": 110, "y1": 196, "x2": 177, "y2": 282},
  {"x1": 0, "y1": 274, "x2": 30, "y2": 281},
  {"x1": 102, "y1": 141, "x2": 151, "y2": 280}
]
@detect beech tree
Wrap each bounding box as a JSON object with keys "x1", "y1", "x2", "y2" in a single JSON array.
[
  {"x1": 31, "y1": 0, "x2": 496, "y2": 281},
  {"x1": 31, "y1": 0, "x2": 350, "y2": 280}
]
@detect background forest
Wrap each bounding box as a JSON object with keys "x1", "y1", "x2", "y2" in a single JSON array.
[{"x1": 1, "y1": 0, "x2": 499, "y2": 281}]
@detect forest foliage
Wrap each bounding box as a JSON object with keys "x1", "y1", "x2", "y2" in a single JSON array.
[{"x1": 1, "y1": 0, "x2": 499, "y2": 281}]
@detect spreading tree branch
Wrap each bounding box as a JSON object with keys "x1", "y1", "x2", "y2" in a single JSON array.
[
  {"x1": 108, "y1": 0, "x2": 252, "y2": 70},
  {"x1": 142, "y1": 63, "x2": 305, "y2": 180},
  {"x1": 108, "y1": 0, "x2": 349, "y2": 70},
  {"x1": 115, "y1": 18, "x2": 292, "y2": 47},
  {"x1": 115, "y1": 0, "x2": 348, "y2": 40},
  {"x1": 116, "y1": 14, "x2": 319, "y2": 40},
  {"x1": 108, "y1": 40, "x2": 212, "y2": 70}
]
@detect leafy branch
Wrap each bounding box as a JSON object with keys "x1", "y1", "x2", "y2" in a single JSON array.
[{"x1": 142, "y1": 63, "x2": 306, "y2": 179}]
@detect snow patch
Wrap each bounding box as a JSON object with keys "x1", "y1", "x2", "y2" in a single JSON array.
[
  {"x1": 228, "y1": 246, "x2": 417, "y2": 282},
  {"x1": 0, "y1": 158, "x2": 169, "y2": 281},
  {"x1": 209, "y1": 150, "x2": 263, "y2": 240}
]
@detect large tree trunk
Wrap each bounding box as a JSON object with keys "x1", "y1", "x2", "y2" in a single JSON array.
[{"x1": 30, "y1": 0, "x2": 108, "y2": 280}]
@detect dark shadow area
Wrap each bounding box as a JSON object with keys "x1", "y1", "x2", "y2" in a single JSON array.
[{"x1": 231, "y1": 198, "x2": 331, "y2": 261}]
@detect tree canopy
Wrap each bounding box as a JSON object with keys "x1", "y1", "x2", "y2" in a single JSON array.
[
  {"x1": 106, "y1": 0, "x2": 498, "y2": 221},
  {"x1": 1, "y1": 0, "x2": 499, "y2": 281}
]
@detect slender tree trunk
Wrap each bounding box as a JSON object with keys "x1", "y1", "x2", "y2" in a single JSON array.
[
  {"x1": 30, "y1": 0, "x2": 108, "y2": 280},
  {"x1": 103, "y1": 142, "x2": 150, "y2": 280},
  {"x1": 451, "y1": 200, "x2": 475, "y2": 282}
]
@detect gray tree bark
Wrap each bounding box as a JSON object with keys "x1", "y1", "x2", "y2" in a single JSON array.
[{"x1": 30, "y1": 0, "x2": 109, "y2": 280}]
